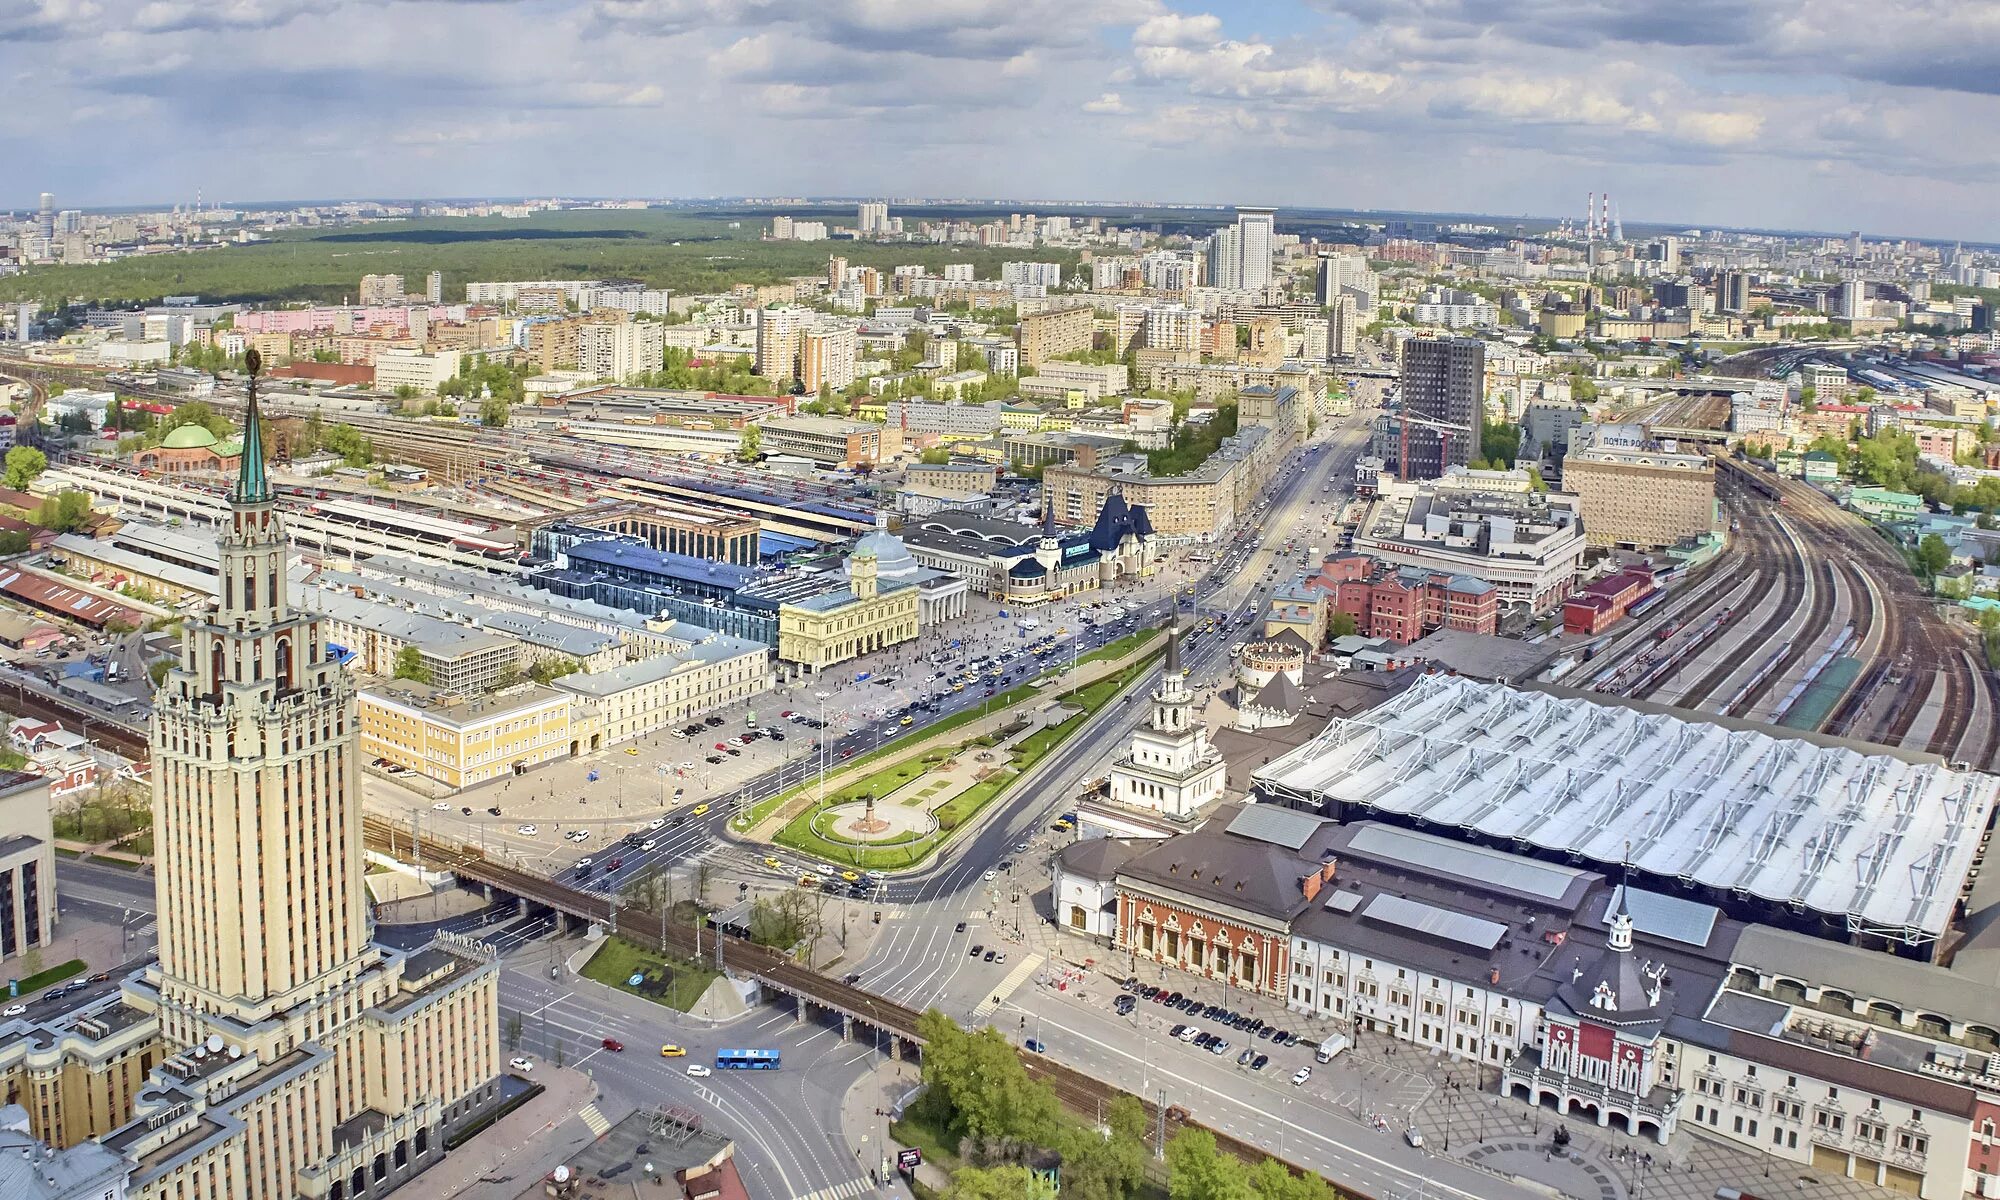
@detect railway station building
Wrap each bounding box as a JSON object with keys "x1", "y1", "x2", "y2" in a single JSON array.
[{"x1": 1064, "y1": 783, "x2": 2000, "y2": 1193}]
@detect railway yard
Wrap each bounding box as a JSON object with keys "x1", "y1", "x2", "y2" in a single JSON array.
[{"x1": 1575, "y1": 456, "x2": 1997, "y2": 770}]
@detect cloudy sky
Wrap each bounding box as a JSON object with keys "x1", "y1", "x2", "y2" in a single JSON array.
[{"x1": 5, "y1": 0, "x2": 1997, "y2": 241}]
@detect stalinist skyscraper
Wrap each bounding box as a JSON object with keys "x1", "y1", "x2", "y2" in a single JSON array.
[{"x1": 0, "y1": 352, "x2": 501, "y2": 1199}]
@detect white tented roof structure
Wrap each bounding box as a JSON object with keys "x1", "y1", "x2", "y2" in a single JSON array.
[{"x1": 1251, "y1": 673, "x2": 1999, "y2": 946}]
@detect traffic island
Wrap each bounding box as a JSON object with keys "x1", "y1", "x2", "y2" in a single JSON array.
[
  {"x1": 756, "y1": 639, "x2": 1161, "y2": 871},
  {"x1": 732, "y1": 630, "x2": 1163, "y2": 854}
]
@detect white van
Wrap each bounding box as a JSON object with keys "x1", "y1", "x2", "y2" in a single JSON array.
[{"x1": 1315, "y1": 1034, "x2": 1349, "y2": 1063}]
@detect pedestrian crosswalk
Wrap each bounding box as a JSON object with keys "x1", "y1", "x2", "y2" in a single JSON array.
[
  {"x1": 970, "y1": 951, "x2": 1044, "y2": 1018},
  {"x1": 791, "y1": 1178, "x2": 874, "y2": 1200},
  {"x1": 577, "y1": 1103, "x2": 612, "y2": 1139}
]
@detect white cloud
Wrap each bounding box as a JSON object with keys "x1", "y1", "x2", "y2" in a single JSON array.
[
  {"x1": 3, "y1": 0, "x2": 1997, "y2": 239},
  {"x1": 1133, "y1": 11, "x2": 1219, "y2": 47}
]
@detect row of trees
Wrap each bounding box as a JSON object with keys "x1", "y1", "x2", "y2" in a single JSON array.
[{"x1": 914, "y1": 1008, "x2": 1337, "y2": 1200}]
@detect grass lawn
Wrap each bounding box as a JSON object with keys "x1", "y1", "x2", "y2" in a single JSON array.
[
  {"x1": 16, "y1": 958, "x2": 86, "y2": 995},
  {"x1": 773, "y1": 646, "x2": 1164, "y2": 865},
  {"x1": 889, "y1": 1111, "x2": 963, "y2": 1174},
  {"x1": 579, "y1": 937, "x2": 720, "y2": 1013},
  {"x1": 744, "y1": 630, "x2": 1162, "y2": 845}
]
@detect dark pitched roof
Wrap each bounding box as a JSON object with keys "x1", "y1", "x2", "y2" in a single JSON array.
[
  {"x1": 1115, "y1": 802, "x2": 1339, "y2": 923},
  {"x1": 1250, "y1": 672, "x2": 1305, "y2": 714}
]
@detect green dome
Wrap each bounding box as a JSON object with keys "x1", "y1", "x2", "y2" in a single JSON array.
[{"x1": 160, "y1": 424, "x2": 219, "y2": 450}]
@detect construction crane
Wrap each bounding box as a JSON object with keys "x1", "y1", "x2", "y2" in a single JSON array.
[{"x1": 1395, "y1": 408, "x2": 1474, "y2": 482}]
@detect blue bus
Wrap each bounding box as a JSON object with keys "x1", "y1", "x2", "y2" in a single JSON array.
[{"x1": 715, "y1": 1048, "x2": 781, "y2": 1070}]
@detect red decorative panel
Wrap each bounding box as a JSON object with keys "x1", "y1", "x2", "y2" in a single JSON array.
[{"x1": 1577, "y1": 1022, "x2": 1615, "y2": 1061}]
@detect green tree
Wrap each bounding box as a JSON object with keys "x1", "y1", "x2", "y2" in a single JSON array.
[
  {"x1": 479, "y1": 394, "x2": 511, "y2": 427},
  {"x1": 320, "y1": 423, "x2": 375, "y2": 467},
  {"x1": 526, "y1": 656, "x2": 583, "y2": 685},
  {"x1": 913, "y1": 1009, "x2": 1060, "y2": 1150},
  {"x1": 3, "y1": 445, "x2": 47, "y2": 490},
  {"x1": 1327, "y1": 611, "x2": 1359, "y2": 639},
  {"x1": 919, "y1": 446, "x2": 952, "y2": 465},
  {"x1": 504, "y1": 1011, "x2": 523, "y2": 1051},
  {"x1": 737, "y1": 424, "x2": 763, "y2": 462},
  {"x1": 392, "y1": 646, "x2": 432, "y2": 683},
  {"x1": 32, "y1": 490, "x2": 95, "y2": 533},
  {"x1": 1479, "y1": 418, "x2": 1522, "y2": 467},
  {"x1": 1916, "y1": 533, "x2": 1953, "y2": 578},
  {"x1": 149, "y1": 659, "x2": 173, "y2": 688},
  {"x1": 1246, "y1": 1159, "x2": 1334, "y2": 1200},
  {"x1": 1166, "y1": 1128, "x2": 1254, "y2": 1200}
]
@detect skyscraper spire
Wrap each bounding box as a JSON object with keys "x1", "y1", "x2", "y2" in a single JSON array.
[
  {"x1": 233, "y1": 347, "x2": 270, "y2": 504},
  {"x1": 1165, "y1": 620, "x2": 1181, "y2": 677}
]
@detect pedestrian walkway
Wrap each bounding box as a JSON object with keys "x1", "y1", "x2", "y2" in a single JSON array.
[
  {"x1": 790, "y1": 1178, "x2": 875, "y2": 1200},
  {"x1": 836, "y1": 1046, "x2": 919, "y2": 1200},
  {"x1": 577, "y1": 1103, "x2": 612, "y2": 1139},
  {"x1": 970, "y1": 952, "x2": 1044, "y2": 1018}
]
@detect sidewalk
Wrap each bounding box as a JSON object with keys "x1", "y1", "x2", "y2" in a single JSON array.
[
  {"x1": 839, "y1": 1055, "x2": 922, "y2": 1194},
  {"x1": 395, "y1": 1068, "x2": 598, "y2": 1200}
]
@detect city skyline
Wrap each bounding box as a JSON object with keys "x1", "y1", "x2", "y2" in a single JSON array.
[{"x1": 4, "y1": 0, "x2": 1998, "y2": 241}]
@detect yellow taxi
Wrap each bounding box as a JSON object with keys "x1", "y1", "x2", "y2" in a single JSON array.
[
  {"x1": 624, "y1": 746, "x2": 639, "y2": 756},
  {"x1": 692, "y1": 803, "x2": 710, "y2": 817},
  {"x1": 764, "y1": 856, "x2": 782, "y2": 869},
  {"x1": 840, "y1": 870, "x2": 860, "y2": 882},
  {"x1": 953, "y1": 682, "x2": 965, "y2": 692},
  {"x1": 659, "y1": 1044, "x2": 686, "y2": 1058},
  {"x1": 1051, "y1": 820, "x2": 1073, "y2": 833},
  {"x1": 899, "y1": 716, "x2": 913, "y2": 726},
  {"x1": 799, "y1": 874, "x2": 819, "y2": 888}
]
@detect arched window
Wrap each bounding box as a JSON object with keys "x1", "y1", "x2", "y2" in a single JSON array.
[
  {"x1": 210, "y1": 641, "x2": 225, "y2": 697},
  {"x1": 276, "y1": 637, "x2": 292, "y2": 690}
]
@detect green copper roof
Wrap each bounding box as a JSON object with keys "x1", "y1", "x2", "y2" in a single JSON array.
[{"x1": 233, "y1": 378, "x2": 271, "y2": 504}]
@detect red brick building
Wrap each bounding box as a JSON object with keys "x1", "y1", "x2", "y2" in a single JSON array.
[
  {"x1": 1562, "y1": 567, "x2": 1656, "y2": 636},
  {"x1": 1294, "y1": 552, "x2": 1500, "y2": 645},
  {"x1": 1111, "y1": 806, "x2": 1343, "y2": 999}
]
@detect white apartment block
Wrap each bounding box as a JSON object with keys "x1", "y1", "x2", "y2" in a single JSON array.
[
  {"x1": 1002, "y1": 261, "x2": 1065, "y2": 289},
  {"x1": 1144, "y1": 304, "x2": 1203, "y2": 352},
  {"x1": 578, "y1": 320, "x2": 666, "y2": 382},
  {"x1": 1412, "y1": 301, "x2": 1500, "y2": 329},
  {"x1": 374, "y1": 347, "x2": 463, "y2": 393},
  {"x1": 582, "y1": 286, "x2": 674, "y2": 316}
]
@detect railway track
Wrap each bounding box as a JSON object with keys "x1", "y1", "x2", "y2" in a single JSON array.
[
  {"x1": 1635, "y1": 501, "x2": 1805, "y2": 709},
  {"x1": 1722, "y1": 557, "x2": 1839, "y2": 721},
  {"x1": 1763, "y1": 473, "x2": 1978, "y2": 755}
]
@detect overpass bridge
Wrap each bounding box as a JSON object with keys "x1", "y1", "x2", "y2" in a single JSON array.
[
  {"x1": 363, "y1": 816, "x2": 1338, "y2": 1185},
  {"x1": 362, "y1": 817, "x2": 926, "y2": 1050}
]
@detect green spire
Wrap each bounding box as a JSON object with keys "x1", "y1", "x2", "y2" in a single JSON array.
[{"x1": 234, "y1": 349, "x2": 271, "y2": 504}]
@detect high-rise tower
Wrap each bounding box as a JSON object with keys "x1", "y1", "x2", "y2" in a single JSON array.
[{"x1": 150, "y1": 348, "x2": 369, "y2": 1036}]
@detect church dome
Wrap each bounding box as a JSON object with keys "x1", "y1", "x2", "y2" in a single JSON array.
[
  {"x1": 846, "y1": 527, "x2": 922, "y2": 582},
  {"x1": 160, "y1": 424, "x2": 220, "y2": 450}
]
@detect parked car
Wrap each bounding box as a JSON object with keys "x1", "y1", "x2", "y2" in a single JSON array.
[
  {"x1": 1291, "y1": 1067, "x2": 1312, "y2": 1086},
  {"x1": 508, "y1": 1056, "x2": 534, "y2": 1072}
]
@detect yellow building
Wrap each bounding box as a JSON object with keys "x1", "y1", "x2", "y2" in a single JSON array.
[
  {"x1": 778, "y1": 549, "x2": 920, "y2": 675},
  {"x1": 362, "y1": 682, "x2": 577, "y2": 787},
  {"x1": 999, "y1": 405, "x2": 1044, "y2": 431}
]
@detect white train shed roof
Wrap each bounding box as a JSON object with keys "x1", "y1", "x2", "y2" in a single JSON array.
[{"x1": 1251, "y1": 674, "x2": 1998, "y2": 944}]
